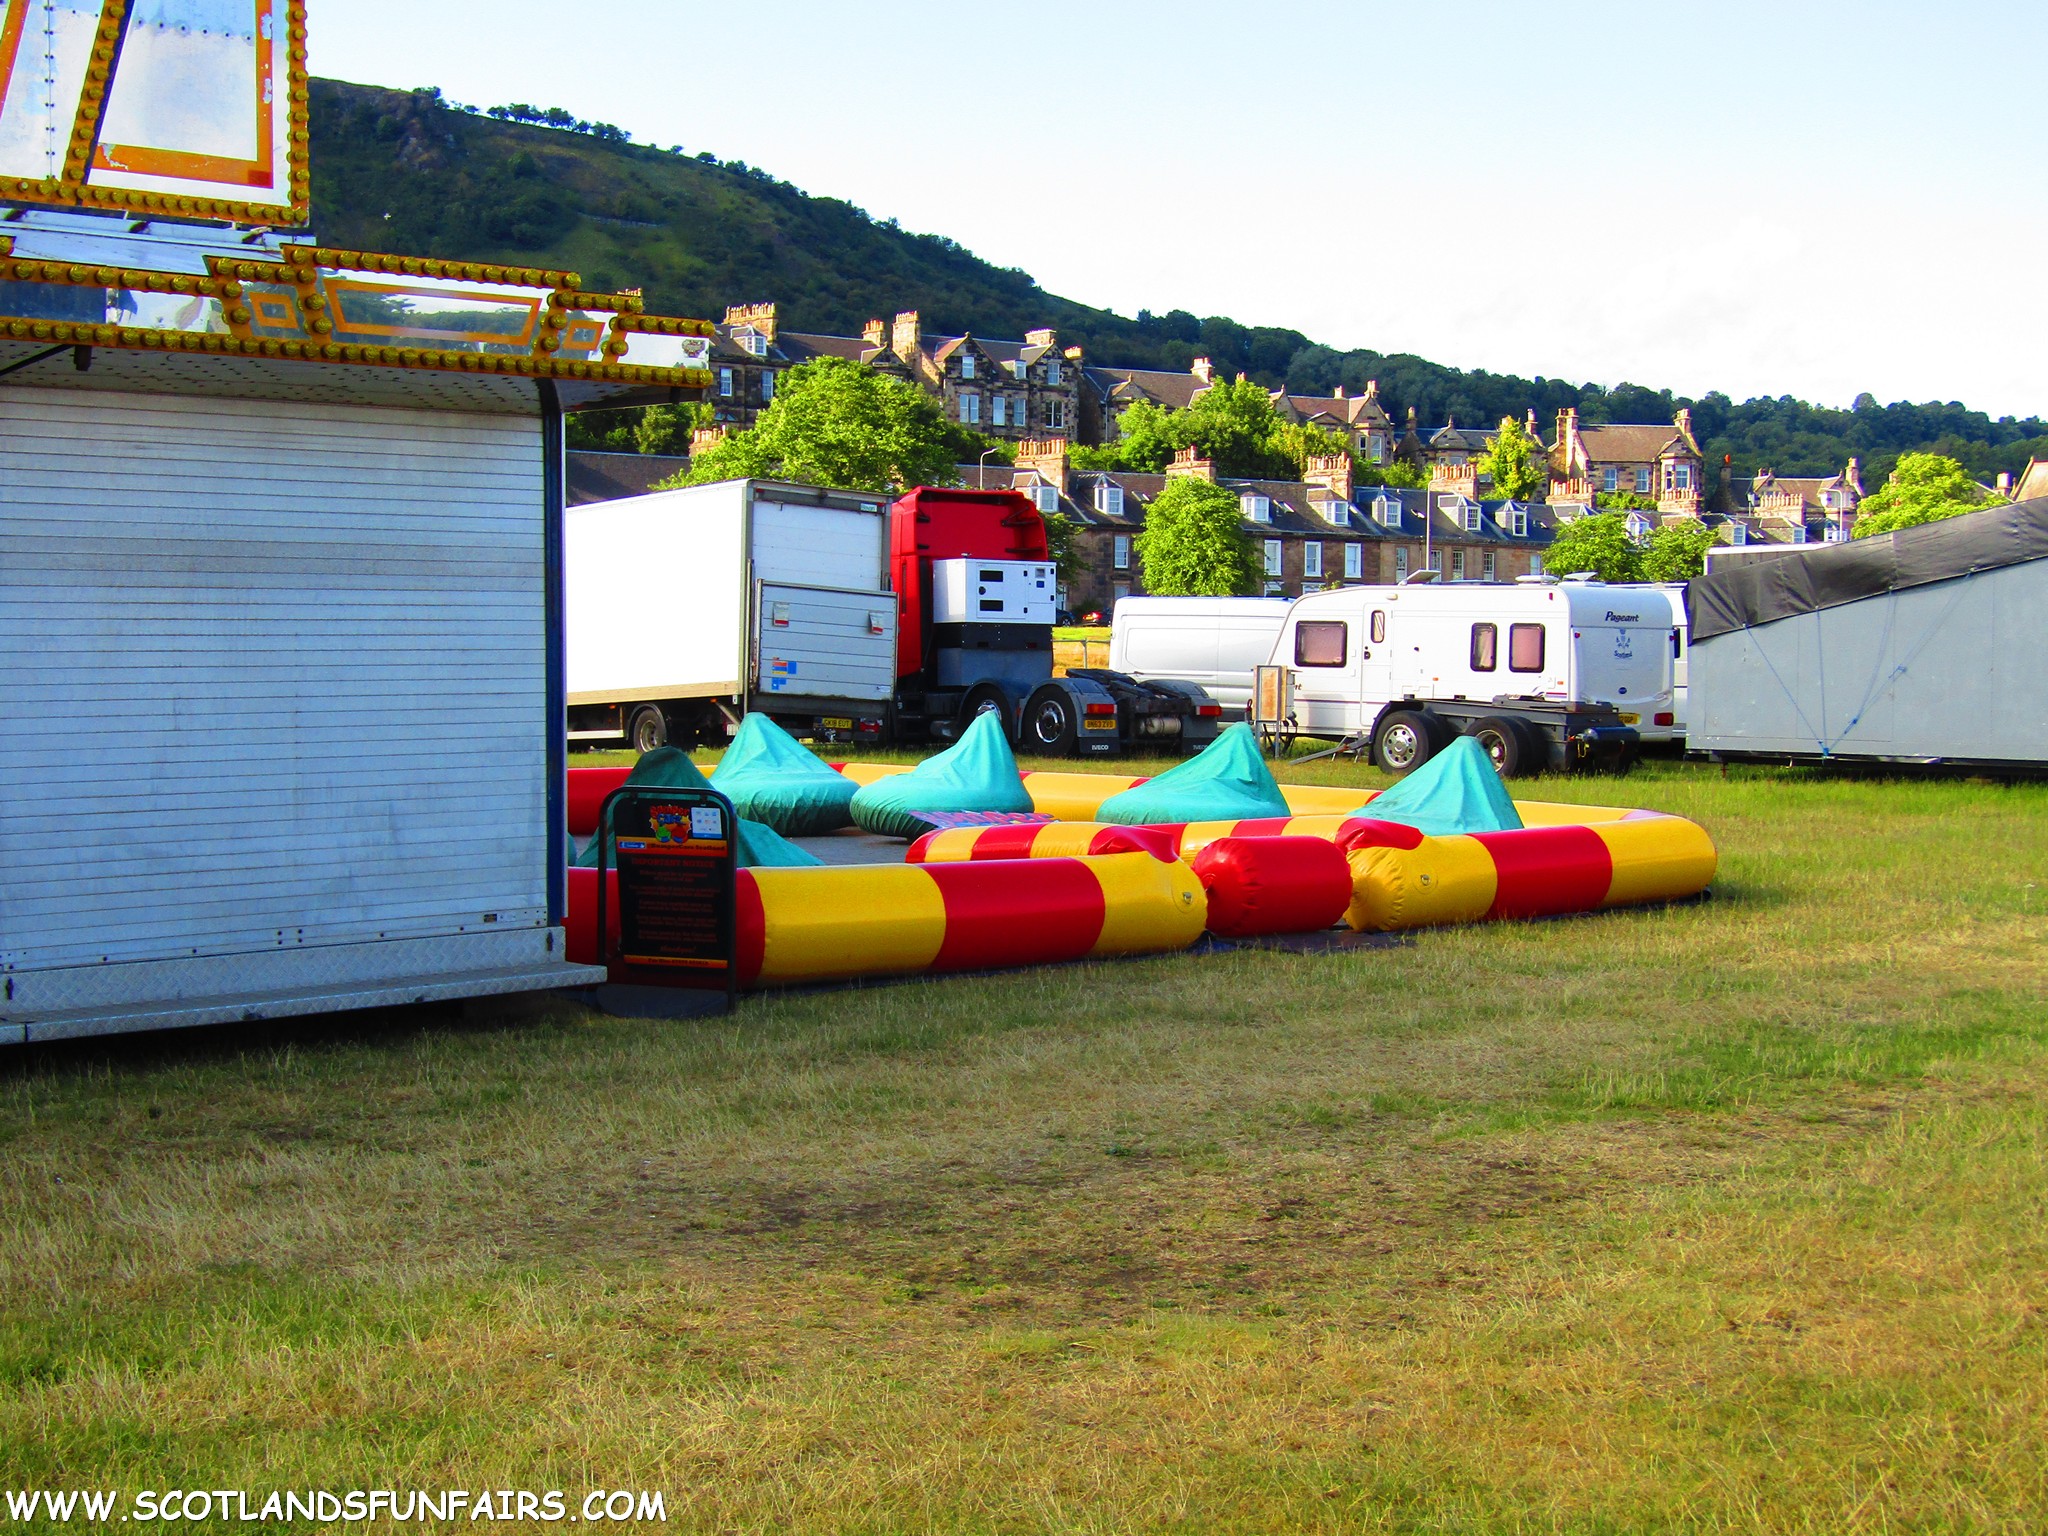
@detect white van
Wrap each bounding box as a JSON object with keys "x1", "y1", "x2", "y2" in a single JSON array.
[{"x1": 1108, "y1": 596, "x2": 1293, "y2": 714}]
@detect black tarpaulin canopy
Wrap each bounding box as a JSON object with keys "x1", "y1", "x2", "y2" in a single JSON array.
[{"x1": 1688, "y1": 497, "x2": 2048, "y2": 643}]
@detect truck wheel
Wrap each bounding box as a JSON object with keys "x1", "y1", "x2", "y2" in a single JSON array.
[
  {"x1": 959, "y1": 685, "x2": 1016, "y2": 746},
  {"x1": 1470, "y1": 716, "x2": 1534, "y2": 778},
  {"x1": 1024, "y1": 690, "x2": 1078, "y2": 756},
  {"x1": 629, "y1": 705, "x2": 668, "y2": 755},
  {"x1": 1373, "y1": 710, "x2": 1437, "y2": 775}
]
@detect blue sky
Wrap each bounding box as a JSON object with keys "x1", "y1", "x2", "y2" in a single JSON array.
[{"x1": 311, "y1": 1, "x2": 2047, "y2": 419}]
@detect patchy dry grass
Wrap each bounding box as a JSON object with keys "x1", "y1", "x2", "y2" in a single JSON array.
[{"x1": 1, "y1": 762, "x2": 2044, "y2": 1532}]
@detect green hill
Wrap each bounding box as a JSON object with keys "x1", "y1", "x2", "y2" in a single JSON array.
[{"x1": 310, "y1": 79, "x2": 2048, "y2": 488}]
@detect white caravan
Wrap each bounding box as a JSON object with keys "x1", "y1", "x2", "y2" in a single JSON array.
[
  {"x1": 1116, "y1": 580, "x2": 1675, "y2": 775},
  {"x1": 1609, "y1": 582, "x2": 1689, "y2": 743}
]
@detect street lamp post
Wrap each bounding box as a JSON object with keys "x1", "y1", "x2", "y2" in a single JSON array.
[{"x1": 978, "y1": 443, "x2": 999, "y2": 489}]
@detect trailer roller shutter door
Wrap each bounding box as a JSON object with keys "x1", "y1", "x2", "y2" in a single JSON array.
[{"x1": 0, "y1": 388, "x2": 552, "y2": 990}]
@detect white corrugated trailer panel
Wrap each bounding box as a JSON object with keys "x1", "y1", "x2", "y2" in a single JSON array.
[
  {"x1": 0, "y1": 388, "x2": 559, "y2": 990},
  {"x1": 756, "y1": 583, "x2": 898, "y2": 701},
  {"x1": 1690, "y1": 563, "x2": 2048, "y2": 761},
  {"x1": 751, "y1": 494, "x2": 888, "y2": 590}
]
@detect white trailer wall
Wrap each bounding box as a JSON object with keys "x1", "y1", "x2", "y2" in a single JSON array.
[
  {"x1": 0, "y1": 387, "x2": 584, "y2": 1041},
  {"x1": 1689, "y1": 560, "x2": 2048, "y2": 763}
]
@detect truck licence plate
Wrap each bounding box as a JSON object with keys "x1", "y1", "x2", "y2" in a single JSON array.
[
  {"x1": 1084, "y1": 717, "x2": 1118, "y2": 730},
  {"x1": 1617, "y1": 712, "x2": 1640, "y2": 725},
  {"x1": 820, "y1": 716, "x2": 853, "y2": 729}
]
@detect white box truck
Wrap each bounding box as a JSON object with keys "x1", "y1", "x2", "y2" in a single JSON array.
[
  {"x1": 1111, "y1": 579, "x2": 1674, "y2": 775},
  {"x1": 567, "y1": 480, "x2": 1224, "y2": 755},
  {"x1": 567, "y1": 478, "x2": 900, "y2": 751}
]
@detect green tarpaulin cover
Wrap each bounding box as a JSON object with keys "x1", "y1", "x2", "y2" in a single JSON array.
[
  {"x1": 576, "y1": 747, "x2": 820, "y2": 868},
  {"x1": 710, "y1": 713, "x2": 859, "y2": 836},
  {"x1": 1353, "y1": 736, "x2": 1524, "y2": 838},
  {"x1": 1096, "y1": 722, "x2": 1292, "y2": 825},
  {"x1": 848, "y1": 710, "x2": 1033, "y2": 839}
]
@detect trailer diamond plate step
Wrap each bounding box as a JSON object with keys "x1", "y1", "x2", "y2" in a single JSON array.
[{"x1": 6, "y1": 961, "x2": 607, "y2": 1045}]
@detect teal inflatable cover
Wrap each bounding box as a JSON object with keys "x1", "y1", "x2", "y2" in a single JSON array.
[
  {"x1": 1354, "y1": 736, "x2": 1524, "y2": 837},
  {"x1": 710, "y1": 713, "x2": 858, "y2": 835},
  {"x1": 1096, "y1": 722, "x2": 1291, "y2": 825},
  {"x1": 848, "y1": 710, "x2": 1032, "y2": 839},
  {"x1": 576, "y1": 747, "x2": 820, "y2": 868}
]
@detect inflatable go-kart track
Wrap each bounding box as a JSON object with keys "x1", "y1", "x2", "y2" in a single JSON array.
[{"x1": 566, "y1": 716, "x2": 1716, "y2": 992}]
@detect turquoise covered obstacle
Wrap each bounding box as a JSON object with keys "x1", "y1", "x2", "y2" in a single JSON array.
[
  {"x1": 575, "y1": 746, "x2": 821, "y2": 869},
  {"x1": 848, "y1": 711, "x2": 1033, "y2": 839},
  {"x1": 711, "y1": 713, "x2": 859, "y2": 836},
  {"x1": 1353, "y1": 736, "x2": 1524, "y2": 837},
  {"x1": 1096, "y1": 723, "x2": 1291, "y2": 825}
]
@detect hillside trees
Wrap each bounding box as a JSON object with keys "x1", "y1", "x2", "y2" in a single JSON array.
[{"x1": 1131, "y1": 479, "x2": 1262, "y2": 596}]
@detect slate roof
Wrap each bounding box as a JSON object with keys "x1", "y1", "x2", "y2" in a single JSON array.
[
  {"x1": 566, "y1": 450, "x2": 692, "y2": 506},
  {"x1": 1082, "y1": 364, "x2": 1208, "y2": 412},
  {"x1": 1569, "y1": 423, "x2": 1694, "y2": 463}
]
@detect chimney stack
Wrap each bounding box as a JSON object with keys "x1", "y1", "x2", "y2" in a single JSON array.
[
  {"x1": 1166, "y1": 445, "x2": 1215, "y2": 482},
  {"x1": 1024, "y1": 328, "x2": 1056, "y2": 348},
  {"x1": 861, "y1": 318, "x2": 885, "y2": 348},
  {"x1": 1303, "y1": 453, "x2": 1353, "y2": 502},
  {"x1": 1332, "y1": 384, "x2": 1347, "y2": 400},
  {"x1": 722, "y1": 301, "x2": 777, "y2": 344},
  {"x1": 1190, "y1": 356, "x2": 1213, "y2": 386},
  {"x1": 891, "y1": 310, "x2": 921, "y2": 362},
  {"x1": 1556, "y1": 407, "x2": 1581, "y2": 468},
  {"x1": 1015, "y1": 436, "x2": 1070, "y2": 496}
]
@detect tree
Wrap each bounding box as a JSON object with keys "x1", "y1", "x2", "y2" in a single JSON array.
[
  {"x1": 1131, "y1": 478, "x2": 1262, "y2": 596},
  {"x1": 665, "y1": 357, "x2": 961, "y2": 494},
  {"x1": 1540, "y1": 511, "x2": 1642, "y2": 583},
  {"x1": 1640, "y1": 519, "x2": 1718, "y2": 582},
  {"x1": 1851, "y1": 451, "x2": 2003, "y2": 539},
  {"x1": 1594, "y1": 490, "x2": 1659, "y2": 512},
  {"x1": 1475, "y1": 415, "x2": 1547, "y2": 502},
  {"x1": 1101, "y1": 378, "x2": 1350, "y2": 480},
  {"x1": 1357, "y1": 457, "x2": 1428, "y2": 490}
]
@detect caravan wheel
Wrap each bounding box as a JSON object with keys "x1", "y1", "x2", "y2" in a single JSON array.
[{"x1": 1373, "y1": 710, "x2": 1437, "y2": 775}]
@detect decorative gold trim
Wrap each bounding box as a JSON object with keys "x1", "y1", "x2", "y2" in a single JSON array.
[
  {"x1": 0, "y1": 313, "x2": 712, "y2": 387},
  {"x1": 1, "y1": 256, "x2": 237, "y2": 297},
  {"x1": 62, "y1": 2, "x2": 130, "y2": 186},
  {"x1": 291, "y1": 247, "x2": 580, "y2": 290}
]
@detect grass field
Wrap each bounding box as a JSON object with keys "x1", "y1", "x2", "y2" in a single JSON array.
[{"x1": 3, "y1": 758, "x2": 2045, "y2": 1532}]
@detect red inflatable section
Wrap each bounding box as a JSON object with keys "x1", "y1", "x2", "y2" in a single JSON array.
[
  {"x1": 929, "y1": 859, "x2": 1108, "y2": 971},
  {"x1": 1472, "y1": 825, "x2": 1614, "y2": 919},
  {"x1": 1190, "y1": 836, "x2": 1354, "y2": 937},
  {"x1": 566, "y1": 766, "x2": 633, "y2": 837}
]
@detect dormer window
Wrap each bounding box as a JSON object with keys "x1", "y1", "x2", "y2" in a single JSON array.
[
  {"x1": 1031, "y1": 485, "x2": 1060, "y2": 515},
  {"x1": 1508, "y1": 504, "x2": 1529, "y2": 537},
  {"x1": 1791, "y1": 524, "x2": 1808, "y2": 544},
  {"x1": 1242, "y1": 493, "x2": 1272, "y2": 523},
  {"x1": 1823, "y1": 523, "x2": 1847, "y2": 544},
  {"x1": 1730, "y1": 522, "x2": 1748, "y2": 546},
  {"x1": 1462, "y1": 501, "x2": 1482, "y2": 533},
  {"x1": 1008, "y1": 359, "x2": 1026, "y2": 379},
  {"x1": 1324, "y1": 504, "x2": 1351, "y2": 528},
  {"x1": 1376, "y1": 495, "x2": 1401, "y2": 528},
  {"x1": 1095, "y1": 484, "x2": 1125, "y2": 518},
  {"x1": 735, "y1": 328, "x2": 767, "y2": 358},
  {"x1": 1045, "y1": 359, "x2": 1062, "y2": 386},
  {"x1": 960, "y1": 354, "x2": 976, "y2": 380}
]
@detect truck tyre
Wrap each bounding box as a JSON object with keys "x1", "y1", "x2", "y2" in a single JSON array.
[
  {"x1": 1470, "y1": 715, "x2": 1536, "y2": 778},
  {"x1": 959, "y1": 684, "x2": 1016, "y2": 747},
  {"x1": 628, "y1": 705, "x2": 668, "y2": 754},
  {"x1": 1373, "y1": 709, "x2": 1438, "y2": 775},
  {"x1": 1023, "y1": 688, "x2": 1078, "y2": 756}
]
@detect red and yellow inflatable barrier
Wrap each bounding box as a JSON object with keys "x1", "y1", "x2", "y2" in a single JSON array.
[
  {"x1": 567, "y1": 853, "x2": 1206, "y2": 987},
  {"x1": 1339, "y1": 814, "x2": 1717, "y2": 932}
]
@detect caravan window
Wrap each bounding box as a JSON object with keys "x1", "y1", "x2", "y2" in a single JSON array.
[
  {"x1": 1370, "y1": 610, "x2": 1386, "y2": 644},
  {"x1": 1294, "y1": 620, "x2": 1348, "y2": 667},
  {"x1": 1671, "y1": 628, "x2": 1684, "y2": 659},
  {"x1": 1508, "y1": 623, "x2": 1545, "y2": 672},
  {"x1": 1470, "y1": 622, "x2": 1498, "y2": 672}
]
